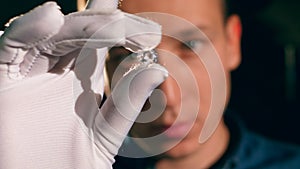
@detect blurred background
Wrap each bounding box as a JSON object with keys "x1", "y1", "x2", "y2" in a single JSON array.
[
  {"x1": 229, "y1": 0, "x2": 300, "y2": 145},
  {"x1": 0, "y1": 0, "x2": 299, "y2": 144}
]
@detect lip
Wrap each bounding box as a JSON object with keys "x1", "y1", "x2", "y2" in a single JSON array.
[{"x1": 159, "y1": 122, "x2": 193, "y2": 139}]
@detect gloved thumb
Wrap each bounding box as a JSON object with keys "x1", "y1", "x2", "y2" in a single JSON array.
[{"x1": 93, "y1": 63, "x2": 168, "y2": 160}]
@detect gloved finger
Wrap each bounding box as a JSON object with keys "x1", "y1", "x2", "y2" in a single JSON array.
[
  {"x1": 0, "y1": 2, "x2": 64, "y2": 65},
  {"x1": 18, "y1": 8, "x2": 124, "y2": 78},
  {"x1": 37, "y1": 9, "x2": 124, "y2": 57},
  {"x1": 39, "y1": 11, "x2": 161, "y2": 56},
  {"x1": 43, "y1": 0, "x2": 119, "y2": 84},
  {"x1": 85, "y1": 0, "x2": 161, "y2": 52},
  {"x1": 123, "y1": 13, "x2": 161, "y2": 52},
  {"x1": 86, "y1": 0, "x2": 119, "y2": 10},
  {"x1": 93, "y1": 63, "x2": 168, "y2": 157}
]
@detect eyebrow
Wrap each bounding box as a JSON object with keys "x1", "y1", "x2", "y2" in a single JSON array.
[{"x1": 173, "y1": 25, "x2": 210, "y2": 40}]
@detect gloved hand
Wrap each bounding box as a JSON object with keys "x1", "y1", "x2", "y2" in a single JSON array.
[{"x1": 0, "y1": 1, "x2": 167, "y2": 168}]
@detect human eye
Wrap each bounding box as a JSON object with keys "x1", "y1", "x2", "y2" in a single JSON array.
[{"x1": 181, "y1": 39, "x2": 206, "y2": 51}]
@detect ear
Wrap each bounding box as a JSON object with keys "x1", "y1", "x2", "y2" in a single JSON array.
[{"x1": 225, "y1": 14, "x2": 242, "y2": 70}]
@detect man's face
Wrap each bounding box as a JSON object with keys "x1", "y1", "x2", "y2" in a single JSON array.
[{"x1": 106, "y1": 0, "x2": 241, "y2": 158}]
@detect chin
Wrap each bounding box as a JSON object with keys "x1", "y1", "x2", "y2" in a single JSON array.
[{"x1": 163, "y1": 136, "x2": 200, "y2": 158}]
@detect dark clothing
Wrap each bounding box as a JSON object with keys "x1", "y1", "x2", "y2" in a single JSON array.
[{"x1": 113, "y1": 111, "x2": 300, "y2": 169}]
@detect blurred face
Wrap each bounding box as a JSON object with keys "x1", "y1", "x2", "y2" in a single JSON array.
[{"x1": 106, "y1": 0, "x2": 241, "y2": 158}]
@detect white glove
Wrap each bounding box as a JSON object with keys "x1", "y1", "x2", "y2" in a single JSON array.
[{"x1": 0, "y1": 1, "x2": 167, "y2": 169}]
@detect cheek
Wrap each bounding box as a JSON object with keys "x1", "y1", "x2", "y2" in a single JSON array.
[
  {"x1": 210, "y1": 42, "x2": 233, "y2": 105},
  {"x1": 186, "y1": 45, "x2": 230, "y2": 141},
  {"x1": 185, "y1": 56, "x2": 212, "y2": 122},
  {"x1": 213, "y1": 40, "x2": 234, "y2": 71}
]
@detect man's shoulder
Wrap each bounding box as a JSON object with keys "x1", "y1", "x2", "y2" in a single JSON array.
[
  {"x1": 224, "y1": 110, "x2": 300, "y2": 168},
  {"x1": 235, "y1": 130, "x2": 300, "y2": 169}
]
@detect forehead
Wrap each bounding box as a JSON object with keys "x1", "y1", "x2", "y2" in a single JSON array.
[{"x1": 120, "y1": 0, "x2": 224, "y2": 25}]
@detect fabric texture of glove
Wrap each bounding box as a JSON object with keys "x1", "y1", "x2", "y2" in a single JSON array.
[{"x1": 0, "y1": 1, "x2": 167, "y2": 168}]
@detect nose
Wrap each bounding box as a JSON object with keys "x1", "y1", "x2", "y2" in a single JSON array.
[
  {"x1": 157, "y1": 41, "x2": 182, "y2": 109},
  {"x1": 153, "y1": 37, "x2": 184, "y2": 124},
  {"x1": 155, "y1": 70, "x2": 181, "y2": 124},
  {"x1": 159, "y1": 76, "x2": 180, "y2": 107}
]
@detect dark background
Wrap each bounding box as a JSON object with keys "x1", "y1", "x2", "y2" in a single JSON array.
[
  {"x1": 0, "y1": 0, "x2": 299, "y2": 145},
  {"x1": 229, "y1": 0, "x2": 300, "y2": 145}
]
